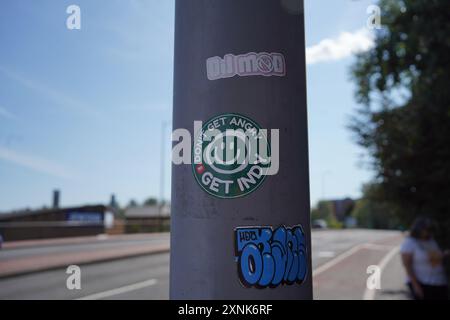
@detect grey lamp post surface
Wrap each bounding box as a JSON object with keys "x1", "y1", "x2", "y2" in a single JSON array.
[{"x1": 170, "y1": 0, "x2": 312, "y2": 299}]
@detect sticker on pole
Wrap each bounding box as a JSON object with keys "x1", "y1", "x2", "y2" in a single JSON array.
[
  {"x1": 206, "y1": 52, "x2": 286, "y2": 81},
  {"x1": 192, "y1": 113, "x2": 271, "y2": 199},
  {"x1": 234, "y1": 225, "x2": 308, "y2": 288}
]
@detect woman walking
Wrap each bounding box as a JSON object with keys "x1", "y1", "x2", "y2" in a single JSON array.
[{"x1": 400, "y1": 217, "x2": 449, "y2": 300}]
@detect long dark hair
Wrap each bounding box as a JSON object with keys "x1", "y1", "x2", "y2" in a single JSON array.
[{"x1": 410, "y1": 216, "x2": 434, "y2": 239}]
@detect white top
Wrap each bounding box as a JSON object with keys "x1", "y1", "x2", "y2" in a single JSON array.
[{"x1": 400, "y1": 236, "x2": 448, "y2": 286}]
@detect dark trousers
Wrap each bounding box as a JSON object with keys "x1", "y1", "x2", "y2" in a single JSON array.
[{"x1": 408, "y1": 282, "x2": 449, "y2": 300}]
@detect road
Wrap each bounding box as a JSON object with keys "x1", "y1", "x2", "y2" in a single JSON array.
[
  {"x1": 0, "y1": 253, "x2": 169, "y2": 300},
  {"x1": 0, "y1": 235, "x2": 169, "y2": 261},
  {"x1": 311, "y1": 229, "x2": 405, "y2": 299},
  {"x1": 0, "y1": 229, "x2": 405, "y2": 300}
]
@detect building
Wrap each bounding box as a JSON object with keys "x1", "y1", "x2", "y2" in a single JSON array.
[
  {"x1": 330, "y1": 198, "x2": 355, "y2": 222},
  {"x1": 0, "y1": 205, "x2": 114, "y2": 241},
  {"x1": 312, "y1": 197, "x2": 356, "y2": 228},
  {"x1": 125, "y1": 204, "x2": 170, "y2": 233}
]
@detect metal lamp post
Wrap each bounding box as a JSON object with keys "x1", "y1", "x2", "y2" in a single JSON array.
[{"x1": 170, "y1": 0, "x2": 312, "y2": 299}]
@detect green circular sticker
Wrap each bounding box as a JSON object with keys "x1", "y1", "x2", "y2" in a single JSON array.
[{"x1": 192, "y1": 113, "x2": 271, "y2": 199}]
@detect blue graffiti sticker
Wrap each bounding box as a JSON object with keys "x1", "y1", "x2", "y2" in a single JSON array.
[{"x1": 234, "y1": 225, "x2": 308, "y2": 288}]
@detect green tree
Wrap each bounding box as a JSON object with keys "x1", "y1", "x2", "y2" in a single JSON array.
[
  {"x1": 350, "y1": 0, "x2": 450, "y2": 246},
  {"x1": 127, "y1": 199, "x2": 139, "y2": 208},
  {"x1": 311, "y1": 201, "x2": 343, "y2": 229},
  {"x1": 143, "y1": 197, "x2": 158, "y2": 206},
  {"x1": 351, "y1": 184, "x2": 401, "y2": 230}
]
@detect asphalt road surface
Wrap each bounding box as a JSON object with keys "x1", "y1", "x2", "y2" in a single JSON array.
[
  {"x1": 0, "y1": 229, "x2": 404, "y2": 300},
  {"x1": 0, "y1": 235, "x2": 169, "y2": 261}
]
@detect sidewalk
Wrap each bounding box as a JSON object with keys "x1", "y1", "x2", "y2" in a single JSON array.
[
  {"x1": 0, "y1": 233, "x2": 170, "y2": 278},
  {"x1": 2, "y1": 233, "x2": 168, "y2": 250},
  {"x1": 313, "y1": 233, "x2": 410, "y2": 300},
  {"x1": 375, "y1": 250, "x2": 411, "y2": 300}
]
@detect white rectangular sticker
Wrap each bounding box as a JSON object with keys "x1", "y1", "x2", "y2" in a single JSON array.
[{"x1": 206, "y1": 52, "x2": 286, "y2": 81}]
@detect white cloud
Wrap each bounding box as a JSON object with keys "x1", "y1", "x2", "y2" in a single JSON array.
[
  {"x1": 306, "y1": 28, "x2": 374, "y2": 65},
  {"x1": 0, "y1": 146, "x2": 76, "y2": 180},
  {"x1": 0, "y1": 106, "x2": 16, "y2": 120}
]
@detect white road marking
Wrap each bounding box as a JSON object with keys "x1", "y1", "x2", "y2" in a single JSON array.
[
  {"x1": 76, "y1": 279, "x2": 158, "y2": 300},
  {"x1": 313, "y1": 244, "x2": 364, "y2": 277},
  {"x1": 317, "y1": 251, "x2": 336, "y2": 258},
  {"x1": 363, "y1": 246, "x2": 400, "y2": 300},
  {"x1": 362, "y1": 243, "x2": 395, "y2": 251},
  {"x1": 313, "y1": 243, "x2": 397, "y2": 277}
]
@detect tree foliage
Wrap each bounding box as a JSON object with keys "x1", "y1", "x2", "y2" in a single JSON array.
[
  {"x1": 311, "y1": 201, "x2": 345, "y2": 229},
  {"x1": 350, "y1": 0, "x2": 450, "y2": 246},
  {"x1": 351, "y1": 184, "x2": 402, "y2": 230},
  {"x1": 143, "y1": 198, "x2": 158, "y2": 206}
]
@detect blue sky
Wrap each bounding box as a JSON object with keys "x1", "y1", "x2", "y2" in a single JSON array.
[{"x1": 0, "y1": 0, "x2": 377, "y2": 212}]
